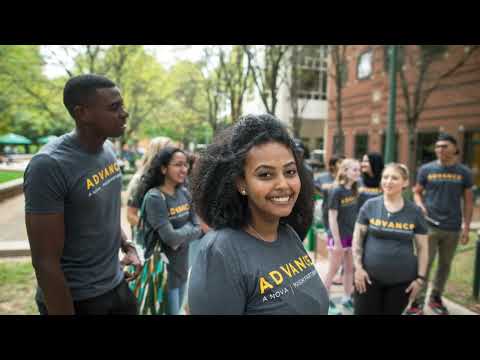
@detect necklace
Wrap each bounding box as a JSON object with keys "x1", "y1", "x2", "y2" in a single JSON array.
[{"x1": 248, "y1": 224, "x2": 273, "y2": 242}]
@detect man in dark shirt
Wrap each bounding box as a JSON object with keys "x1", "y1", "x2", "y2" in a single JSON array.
[
  {"x1": 407, "y1": 133, "x2": 473, "y2": 315},
  {"x1": 24, "y1": 74, "x2": 141, "y2": 315}
]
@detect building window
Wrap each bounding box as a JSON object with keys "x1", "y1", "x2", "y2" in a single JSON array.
[
  {"x1": 357, "y1": 49, "x2": 373, "y2": 80},
  {"x1": 297, "y1": 45, "x2": 328, "y2": 100},
  {"x1": 315, "y1": 137, "x2": 324, "y2": 150},
  {"x1": 354, "y1": 134, "x2": 369, "y2": 159}
]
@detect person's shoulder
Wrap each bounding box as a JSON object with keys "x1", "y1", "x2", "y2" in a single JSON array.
[
  {"x1": 202, "y1": 228, "x2": 244, "y2": 254},
  {"x1": 365, "y1": 195, "x2": 383, "y2": 207},
  {"x1": 421, "y1": 161, "x2": 438, "y2": 171},
  {"x1": 404, "y1": 199, "x2": 424, "y2": 215},
  {"x1": 456, "y1": 163, "x2": 472, "y2": 174},
  {"x1": 145, "y1": 187, "x2": 165, "y2": 201}
]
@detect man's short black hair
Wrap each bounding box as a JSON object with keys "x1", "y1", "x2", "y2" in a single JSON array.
[
  {"x1": 63, "y1": 74, "x2": 116, "y2": 119},
  {"x1": 437, "y1": 133, "x2": 458, "y2": 146}
]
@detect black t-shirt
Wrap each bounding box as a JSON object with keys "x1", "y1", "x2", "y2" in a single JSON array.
[{"x1": 357, "y1": 196, "x2": 428, "y2": 285}]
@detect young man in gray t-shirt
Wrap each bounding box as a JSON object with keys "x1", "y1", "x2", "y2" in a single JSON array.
[
  {"x1": 24, "y1": 74, "x2": 141, "y2": 315},
  {"x1": 407, "y1": 133, "x2": 474, "y2": 315}
]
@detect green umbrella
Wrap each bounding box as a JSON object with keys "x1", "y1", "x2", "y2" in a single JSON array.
[
  {"x1": 37, "y1": 135, "x2": 58, "y2": 145},
  {"x1": 0, "y1": 133, "x2": 32, "y2": 145}
]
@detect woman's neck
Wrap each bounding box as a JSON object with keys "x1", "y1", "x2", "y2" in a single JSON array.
[
  {"x1": 344, "y1": 179, "x2": 355, "y2": 189},
  {"x1": 160, "y1": 180, "x2": 177, "y2": 195},
  {"x1": 383, "y1": 192, "x2": 404, "y2": 211},
  {"x1": 247, "y1": 216, "x2": 279, "y2": 242}
]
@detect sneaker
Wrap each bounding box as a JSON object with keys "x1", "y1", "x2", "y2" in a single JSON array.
[
  {"x1": 404, "y1": 302, "x2": 424, "y2": 315},
  {"x1": 341, "y1": 298, "x2": 354, "y2": 312},
  {"x1": 328, "y1": 300, "x2": 342, "y2": 315},
  {"x1": 428, "y1": 296, "x2": 449, "y2": 315}
]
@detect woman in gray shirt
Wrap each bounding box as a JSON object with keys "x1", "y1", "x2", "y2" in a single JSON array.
[
  {"x1": 188, "y1": 114, "x2": 328, "y2": 315},
  {"x1": 352, "y1": 163, "x2": 429, "y2": 315}
]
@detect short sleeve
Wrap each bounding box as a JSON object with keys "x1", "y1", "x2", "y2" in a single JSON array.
[
  {"x1": 414, "y1": 206, "x2": 428, "y2": 235},
  {"x1": 357, "y1": 200, "x2": 371, "y2": 226},
  {"x1": 463, "y1": 167, "x2": 474, "y2": 189},
  {"x1": 144, "y1": 190, "x2": 170, "y2": 230},
  {"x1": 417, "y1": 165, "x2": 428, "y2": 187},
  {"x1": 328, "y1": 187, "x2": 341, "y2": 210},
  {"x1": 24, "y1": 154, "x2": 68, "y2": 214},
  {"x1": 188, "y1": 234, "x2": 246, "y2": 315}
]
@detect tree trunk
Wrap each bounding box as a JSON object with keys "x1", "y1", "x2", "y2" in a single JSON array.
[
  {"x1": 407, "y1": 122, "x2": 417, "y2": 184},
  {"x1": 334, "y1": 84, "x2": 345, "y2": 155}
]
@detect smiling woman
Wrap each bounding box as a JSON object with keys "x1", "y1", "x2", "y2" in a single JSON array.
[{"x1": 187, "y1": 114, "x2": 329, "y2": 315}]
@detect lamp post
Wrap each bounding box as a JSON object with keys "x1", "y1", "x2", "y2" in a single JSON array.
[{"x1": 384, "y1": 45, "x2": 398, "y2": 164}]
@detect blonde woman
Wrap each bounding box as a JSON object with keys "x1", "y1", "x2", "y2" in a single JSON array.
[
  {"x1": 352, "y1": 163, "x2": 429, "y2": 315},
  {"x1": 126, "y1": 136, "x2": 173, "y2": 227},
  {"x1": 324, "y1": 158, "x2": 361, "y2": 315}
]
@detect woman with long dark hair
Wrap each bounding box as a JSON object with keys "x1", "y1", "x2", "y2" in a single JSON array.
[
  {"x1": 188, "y1": 114, "x2": 328, "y2": 315},
  {"x1": 138, "y1": 146, "x2": 202, "y2": 315}
]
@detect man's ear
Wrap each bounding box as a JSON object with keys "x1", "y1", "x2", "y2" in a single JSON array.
[{"x1": 73, "y1": 105, "x2": 89, "y2": 125}]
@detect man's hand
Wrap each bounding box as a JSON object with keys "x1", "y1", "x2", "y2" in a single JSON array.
[
  {"x1": 460, "y1": 227, "x2": 470, "y2": 245},
  {"x1": 120, "y1": 245, "x2": 142, "y2": 282}
]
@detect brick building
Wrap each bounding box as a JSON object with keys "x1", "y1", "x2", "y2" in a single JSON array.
[{"x1": 325, "y1": 45, "x2": 480, "y2": 190}]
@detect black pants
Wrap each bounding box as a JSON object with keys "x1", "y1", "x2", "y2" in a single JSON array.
[
  {"x1": 37, "y1": 280, "x2": 137, "y2": 315},
  {"x1": 353, "y1": 278, "x2": 412, "y2": 315}
]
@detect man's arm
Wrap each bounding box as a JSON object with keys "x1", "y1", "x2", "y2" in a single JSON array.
[
  {"x1": 461, "y1": 188, "x2": 474, "y2": 245},
  {"x1": 413, "y1": 184, "x2": 427, "y2": 215},
  {"x1": 26, "y1": 213, "x2": 75, "y2": 315}
]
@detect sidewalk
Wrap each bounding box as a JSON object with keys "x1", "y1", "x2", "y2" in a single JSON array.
[{"x1": 311, "y1": 243, "x2": 478, "y2": 315}]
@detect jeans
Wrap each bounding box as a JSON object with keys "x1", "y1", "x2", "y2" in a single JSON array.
[
  {"x1": 37, "y1": 280, "x2": 137, "y2": 315},
  {"x1": 167, "y1": 283, "x2": 186, "y2": 315},
  {"x1": 416, "y1": 225, "x2": 460, "y2": 305}
]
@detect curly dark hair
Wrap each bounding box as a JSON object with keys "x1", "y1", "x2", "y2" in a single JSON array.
[
  {"x1": 137, "y1": 146, "x2": 186, "y2": 201},
  {"x1": 191, "y1": 114, "x2": 314, "y2": 239}
]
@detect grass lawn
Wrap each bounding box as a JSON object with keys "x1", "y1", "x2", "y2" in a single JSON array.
[
  {"x1": 0, "y1": 258, "x2": 37, "y2": 315},
  {"x1": 0, "y1": 171, "x2": 23, "y2": 184},
  {"x1": 430, "y1": 232, "x2": 480, "y2": 314}
]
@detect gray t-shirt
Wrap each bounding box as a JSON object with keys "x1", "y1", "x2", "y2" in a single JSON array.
[
  {"x1": 417, "y1": 161, "x2": 473, "y2": 231},
  {"x1": 24, "y1": 132, "x2": 124, "y2": 301},
  {"x1": 357, "y1": 196, "x2": 428, "y2": 285},
  {"x1": 144, "y1": 187, "x2": 199, "y2": 289},
  {"x1": 328, "y1": 185, "x2": 359, "y2": 239},
  {"x1": 314, "y1": 172, "x2": 335, "y2": 233},
  {"x1": 188, "y1": 224, "x2": 328, "y2": 315}
]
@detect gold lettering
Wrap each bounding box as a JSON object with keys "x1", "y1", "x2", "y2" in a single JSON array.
[
  {"x1": 98, "y1": 169, "x2": 105, "y2": 181},
  {"x1": 280, "y1": 265, "x2": 293, "y2": 278},
  {"x1": 294, "y1": 258, "x2": 307, "y2": 271},
  {"x1": 403, "y1": 223, "x2": 410, "y2": 231},
  {"x1": 108, "y1": 164, "x2": 115, "y2": 174},
  {"x1": 269, "y1": 271, "x2": 283, "y2": 285},
  {"x1": 395, "y1": 222, "x2": 403, "y2": 230},
  {"x1": 114, "y1": 163, "x2": 120, "y2": 172},
  {"x1": 289, "y1": 263, "x2": 299, "y2": 275},
  {"x1": 92, "y1": 175, "x2": 100, "y2": 185},
  {"x1": 259, "y1": 277, "x2": 274, "y2": 295},
  {"x1": 86, "y1": 178, "x2": 94, "y2": 190}
]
